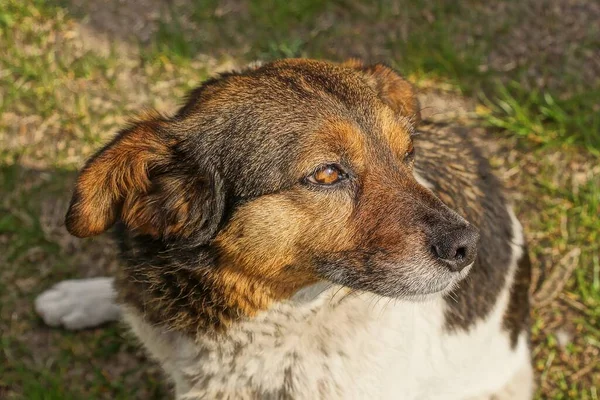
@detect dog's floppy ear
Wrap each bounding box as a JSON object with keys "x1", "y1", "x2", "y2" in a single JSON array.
[
  {"x1": 65, "y1": 117, "x2": 224, "y2": 243},
  {"x1": 346, "y1": 60, "x2": 421, "y2": 125}
]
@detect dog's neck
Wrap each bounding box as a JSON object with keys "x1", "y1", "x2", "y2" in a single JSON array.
[
  {"x1": 115, "y1": 232, "x2": 328, "y2": 337},
  {"x1": 121, "y1": 282, "x2": 410, "y2": 397}
]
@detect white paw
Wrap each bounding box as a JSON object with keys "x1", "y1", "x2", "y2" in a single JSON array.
[{"x1": 35, "y1": 277, "x2": 121, "y2": 330}]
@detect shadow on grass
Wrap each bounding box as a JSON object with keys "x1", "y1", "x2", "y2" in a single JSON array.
[{"x1": 0, "y1": 163, "x2": 168, "y2": 399}]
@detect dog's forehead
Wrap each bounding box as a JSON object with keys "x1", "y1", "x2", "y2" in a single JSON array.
[
  {"x1": 254, "y1": 59, "x2": 377, "y2": 98},
  {"x1": 244, "y1": 61, "x2": 413, "y2": 140},
  {"x1": 192, "y1": 63, "x2": 411, "y2": 143},
  {"x1": 199, "y1": 62, "x2": 380, "y2": 119},
  {"x1": 176, "y1": 61, "x2": 414, "y2": 196}
]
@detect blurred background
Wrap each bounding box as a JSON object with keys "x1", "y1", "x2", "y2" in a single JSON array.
[{"x1": 0, "y1": 0, "x2": 598, "y2": 398}]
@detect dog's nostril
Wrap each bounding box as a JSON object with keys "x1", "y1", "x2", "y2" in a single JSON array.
[
  {"x1": 430, "y1": 226, "x2": 479, "y2": 272},
  {"x1": 455, "y1": 246, "x2": 466, "y2": 261},
  {"x1": 431, "y1": 245, "x2": 441, "y2": 259}
]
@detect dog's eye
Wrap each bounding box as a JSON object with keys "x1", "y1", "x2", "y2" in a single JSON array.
[
  {"x1": 404, "y1": 143, "x2": 415, "y2": 163},
  {"x1": 306, "y1": 164, "x2": 347, "y2": 186}
]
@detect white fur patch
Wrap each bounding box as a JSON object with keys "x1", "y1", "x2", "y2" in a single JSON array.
[
  {"x1": 121, "y1": 205, "x2": 531, "y2": 399},
  {"x1": 35, "y1": 277, "x2": 120, "y2": 330},
  {"x1": 36, "y1": 210, "x2": 532, "y2": 399}
]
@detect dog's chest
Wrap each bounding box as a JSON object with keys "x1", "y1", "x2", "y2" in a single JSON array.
[{"x1": 125, "y1": 284, "x2": 526, "y2": 400}]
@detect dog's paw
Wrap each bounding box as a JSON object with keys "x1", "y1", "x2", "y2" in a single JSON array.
[{"x1": 35, "y1": 277, "x2": 120, "y2": 330}]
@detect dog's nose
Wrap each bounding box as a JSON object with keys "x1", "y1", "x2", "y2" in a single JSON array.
[{"x1": 430, "y1": 226, "x2": 479, "y2": 272}]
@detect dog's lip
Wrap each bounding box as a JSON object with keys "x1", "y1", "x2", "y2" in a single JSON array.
[
  {"x1": 407, "y1": 282, "x2": 452, "y2": 296},
  {"x1": 402, "y1": 281, "x2": 457, "y2": 302},
  {"x1": 404, "y1": 261, "x2": 474, "y2": 297}
]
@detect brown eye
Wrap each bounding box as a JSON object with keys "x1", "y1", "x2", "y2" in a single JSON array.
[{"x1": 306, "y1": 164, "x2": 347, "y2": 186}]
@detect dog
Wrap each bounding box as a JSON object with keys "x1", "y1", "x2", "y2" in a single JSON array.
[{"x1": 35, "y1": 59, "x2": 533, "y2": 399}]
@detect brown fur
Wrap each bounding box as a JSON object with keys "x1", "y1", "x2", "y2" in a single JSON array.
[
  {"x1": 67, "y1": 59, "x2": 493, "y2": 336},
  {"x1": 341, "y1": 59, "x2": 420, "y2": 123},
  {"x1": 66, "y1": 118, "x2": 170, "y2": 237},
  {"x1": 66, "y1": 118, "x2": 225, "y2": 242}
]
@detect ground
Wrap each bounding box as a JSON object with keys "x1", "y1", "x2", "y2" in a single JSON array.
[{"x1": 0, "y1": 0, "x2": 598, "y2": 399}]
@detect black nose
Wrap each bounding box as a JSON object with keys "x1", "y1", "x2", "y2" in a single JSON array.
[{"x1": 430, "y1": 225, "x2": 479, "y2": 272}]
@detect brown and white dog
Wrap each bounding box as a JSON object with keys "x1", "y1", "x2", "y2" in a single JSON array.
[{"x1": 36, "y1": 59, "x2": 533, "y2": 399}]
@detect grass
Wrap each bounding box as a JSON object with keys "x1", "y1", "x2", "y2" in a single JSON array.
[
  {"x1": 1, "y1": 0, "x2": 598, "y2": 398},
  {"x1": 482, "y1": 83, "x2": 600, "y2": 154},
  {"x1": 148, "y1": 0, "x2": 600, "y2": 151}
]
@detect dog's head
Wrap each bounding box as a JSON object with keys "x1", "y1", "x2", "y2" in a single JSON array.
[{"x1": 66, "y1": 59, "x2": 478, "y2": 307}]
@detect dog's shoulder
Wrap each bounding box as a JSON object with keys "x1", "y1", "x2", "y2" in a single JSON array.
[{"x1": 414, "y1": 122, "x2": 530, "y2": 340}]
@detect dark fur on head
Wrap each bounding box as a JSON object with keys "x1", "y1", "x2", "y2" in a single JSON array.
[{"x1": 65, "y1": 59, "x2": 490, "y2": 335}]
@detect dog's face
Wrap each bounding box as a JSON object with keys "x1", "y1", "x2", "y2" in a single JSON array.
[{"x1": 66, "y1": 59, "x2": 478, "y2": 309}]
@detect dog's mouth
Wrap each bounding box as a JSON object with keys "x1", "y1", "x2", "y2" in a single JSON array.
[
  {"x1": 405, "y1": 261, "x2": 474, "y2": 300},
  {"x1": 314, "y1": 251, "x2": 475, "y2": 300},
  {"x1": 393, "y1": 261, "x2": 473, "y2": 301}
]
